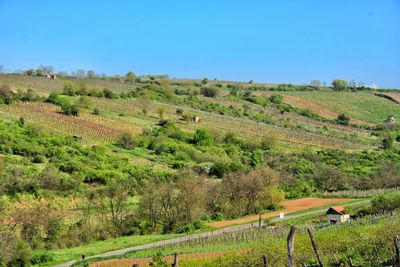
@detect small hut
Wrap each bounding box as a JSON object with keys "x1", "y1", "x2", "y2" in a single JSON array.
[
  {"x1": 193, "y1": 115, "x2": 201, "y2": 123},
  {"x1": 386, "y1": 115, "x2": 395, "y2": 124},
  {"x1": 326, "y1": 206, "x2": 350, "y2": 224},
  {"x1": 46, "y1": 73, "x2": 58, "y2": 80}
]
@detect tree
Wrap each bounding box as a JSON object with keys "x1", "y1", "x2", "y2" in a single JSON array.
[
  {"x1": 103, "y1": 181, "x2": 130, "y2": 237},
  {"x1": 119, "y1": 131, "x2": 134, "y2": 149},
  {"x1": 24, "y1": 69, "x2": 34, "y2": 76},
  {"x1": 87, "y1": 70, "x2": 95, "y2": 78},
  {"x1": 125, "y1": 71, "x2": 137, "y2": 83},
  {"x1": 220, "y1": 168, "x2": 283, "y2": 217},
  {"x1": 201, "y1": 78, "x2": 208, "y2": 85},
  {"x1": 331, "y1": 79, "x2": 347, "y2": 91},
  {"x1": 35, "y1": 68, "x2": 44, "y2": 76},
  {"x1": 76, "y1": 69, "x2": 86, "y2": 78},
  {"x1": 0, "y1": 84, "x2": 13, "y2": 104},
  {"x1": 137, "y1": 94, "x2": 151, "y2": 116},
  {"x1": 310, "y1": 80, "x2": 321, "y2": 88},
  {"x1": 42, "y1": 65, "x2": 54, "y2": 75},
  {"x1": 315, "y1": 165, "x2": 346, "y2": 192}
]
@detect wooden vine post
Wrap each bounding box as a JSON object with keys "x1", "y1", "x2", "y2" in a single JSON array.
[
  {"x1": 172, "y1": 252, "x2": 179, "y2": 267},
  {"x1": 262, "y1": 254, "x2": 268, "y2": 267},
  {"x1": 287, "y1": 225, "x2": 296, "y2": 267},
  {"x1": 395, "y1": 235, "x2": 400, "y2": 267},
  {"x1": 307, "y1": 228, "x2": 323, "y2": 267}
]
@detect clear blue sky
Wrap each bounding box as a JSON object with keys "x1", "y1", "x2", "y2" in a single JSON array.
[{"x1": 1, "y1": 0, "x2": 399, "y2": 88}]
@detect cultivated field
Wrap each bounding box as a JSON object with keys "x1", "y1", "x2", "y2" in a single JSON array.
[{"x1": 208, "y1": 197, "x2": 352, "y2": 228}]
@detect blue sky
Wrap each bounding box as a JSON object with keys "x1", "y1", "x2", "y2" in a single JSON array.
[{"x1": 1, "y1": 0, "x2": 399, "y2": 88}]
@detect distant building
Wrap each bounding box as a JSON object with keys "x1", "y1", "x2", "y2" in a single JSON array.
[
  {"x1": 386, "y1": 115, "x2": 395, "y2": 124},
  {"x1": 193, "y1": 115, "x2": 201, "y2": 123},
  {"x1": 46, "y1": 73, "x2": 58, "y2": 80},
  {"x1": 326, "y1": 206, "x2": 350, "y2": 224}
]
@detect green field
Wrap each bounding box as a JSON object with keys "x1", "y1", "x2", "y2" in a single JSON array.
[{"x1": 33, "y1": 234, "x2": 179, "y2": 266}]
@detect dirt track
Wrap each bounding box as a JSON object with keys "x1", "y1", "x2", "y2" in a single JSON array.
[{"x1": 208, "y1": 197, "x2": 350, "y2": 228}]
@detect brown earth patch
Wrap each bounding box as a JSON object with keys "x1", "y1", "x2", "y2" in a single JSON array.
[
  {"x1": 380, "y1": 93, "x2": 400, "y2": 104},
  {"x1": 208, "y1": 197, "x2": 351, "y2": 228}
]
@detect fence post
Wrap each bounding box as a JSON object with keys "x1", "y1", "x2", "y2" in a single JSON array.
[
  {"x1": 287, "y1": 225, "x2": 296, "y2": 267},
  {"x1": 395, "y1": 235, "x2": 400, "y2": 267},
  {"x1": 307, "y1": 228, "x2": 323, "y2": 267},
  {"x1": 333, "y1": 254, "x2": 339, "y2": 266},
  {"x1": 348, "y1": 257, "x2": 353, "y2": 267},
  {"x1": 172, "y1": 252, "x2": 179, "y2": 267},
  {"x1": 262, "y1": 254, "x2": 268, "y2": 267}
]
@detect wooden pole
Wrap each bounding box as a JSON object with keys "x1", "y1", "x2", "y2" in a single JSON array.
[
  {"x1": 262, "y1": 254, "x2": 268, "y2": 267},
  {"x1": 333, "y1": 254, "x2": 339, "y2": 266},
  {"x1": 287, "y1": 225, "x2": 296, "y2": 267},
  {"x1": 395, "y1": 235, "x2": 400, "y2": 267},
  {"x1": 307, "y1": 228, "x2": 323, "y2": 267},
  {"x1": 348, "y1": 257, "x2": 353, "y2": 267},
  {"x1": 172, "y1": 252, "x2": 179, "y2": 267},
  {"x1": 259, "y1": 213, "x2": 262, "y2": 227}
]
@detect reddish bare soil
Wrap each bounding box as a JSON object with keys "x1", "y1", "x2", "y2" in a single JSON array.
[
  {"x1": 253, "y1": 92, "x2": 369, "y2": 125},
  {"x1": 208, "y1": 197, "x2": 351, "y2": 228},
  {"x1": 90, "y1": 251, "x2": 229, "y2": 267},
  {"x1": 381, "y1": 93, "x2": 400, "y2": 104}
]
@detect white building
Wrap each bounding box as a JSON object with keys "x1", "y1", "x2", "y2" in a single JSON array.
[{"x1": 326, "y1": 206, "x2": 350, "y2": 224}]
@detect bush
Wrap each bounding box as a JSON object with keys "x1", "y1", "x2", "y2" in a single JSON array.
[
  {"x1": 269, "y1": 94, "x2": 283, "y2": 105},
  {"x1": 200, "y1": 86, "x2": 220, "y2": 98},
  {"x1": 337, "y1": 114, "x2": 350, "y2": 125},
  {"x1": 192, "y1": 129, "x2": 213, "y2": 146},
  {"x1": 119, "y1": 131, "x2": 135, "y2": 149},
  {"x1": 103, "y1": 88, "x2": 115, "y2": 99},
  {"x1": 212, "y1": 212, "x2": 225, "y2": 221},
  {"x1": 63, "y1": 81, "x2": 78, "y2": 96},
  {"x1": 60, "y1": 100, "x2": 79, "y2": 116}
]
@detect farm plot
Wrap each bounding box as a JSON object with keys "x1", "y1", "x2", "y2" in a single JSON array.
[
  {"x1": 209, "y1": 197, "x2": 352, "y2": 228},
  {"x1": 0, "y1": 103, "x2": 142, "y2": 143},
  {"x1": 285, "y1": 91, "x2": 400, "y2": 124},
  {"x1": 0, "y1": 74, "x2": 137, "y2": 94}
]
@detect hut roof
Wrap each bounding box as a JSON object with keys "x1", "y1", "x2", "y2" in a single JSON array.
[{"x1": 326, "y1": 206, "x2": 345, "y2": 215}]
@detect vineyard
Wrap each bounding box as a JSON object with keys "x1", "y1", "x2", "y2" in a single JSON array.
[
  {"x1": 285, "y1": 91, "x2": 400, "y2": 124},
  {"x1": 0, "y1": 102, "x2": 142, "y2": 143},
  {"x1": 85, "y1": 211, "x2": 400, "y2": 267},
  {"x1": 1, "y1": 74, "x2": 399, "y2": 267}
]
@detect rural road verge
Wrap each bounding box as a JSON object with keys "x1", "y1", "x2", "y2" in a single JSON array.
[{"x1": 55, "y1": 199, "x2": 368, "y2": 267}]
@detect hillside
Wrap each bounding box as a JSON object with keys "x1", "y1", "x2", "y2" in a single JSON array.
[{"x1": 0, "y1": 74, "x2": 400, "y2": 267}]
